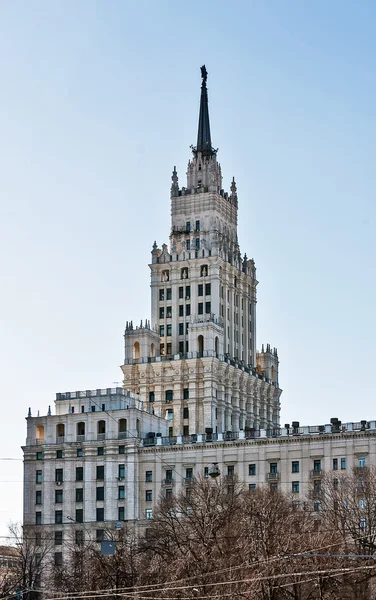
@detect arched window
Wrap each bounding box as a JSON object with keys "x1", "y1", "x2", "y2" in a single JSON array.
[
  {"x1": 36, "y1": 425, "x2": 44, "y2": 444},
  {"x1": 150, "y1": 343, "x2": 155, "y2": 358},
  {"x1": 133, "y1": 342, "x2": 140, "y2": 361},
  {"x1": 97, "y1": 420, "x2": 106, "y2": 440},
  {"x1": 77, "y1": 422, "x2": 85, "y2": 440},
  {"x1": 56, "y1": 423, "x2": 65, "y2": 441},
  {"x1": 118, "y1": 418, "x2": 127, "y2": 439},
  {"x1": 198, "y1": 335, "x2": 204, "y2": 357}
]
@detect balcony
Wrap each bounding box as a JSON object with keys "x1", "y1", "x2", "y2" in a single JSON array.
[
  {"x1": 56, "y1": 436, "x2": 65, "y2": 444},
  {"x1": 97, "y1": 433, "x2": 106, "y2": 441},
  {"x1": 184, "y1": 477, "x2": 195, "y2": 486},
  {"x1": 35, "y1": 439, "x2": 45, "y2": 445},
  {"x1": 310, "y1": 469, "x2": 323, "y2": 479},
  {"x1": 162, "y1": 479, "x2": 174, "y2": 486},
  {"x1": 76, "y1": 435, "x2": 86, "y2": 442},
  {"x1": 266, "y1": 472, "x2": 280, "y2": 481},
  {"x1": 118, "y1": 432, "x2": 128, "y2": 440},
  {"x1": 224, "y1": 474, "x2": 236, "y2": 483}
]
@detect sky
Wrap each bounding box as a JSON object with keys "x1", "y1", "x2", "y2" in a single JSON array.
[{"x1": 0, "y1": 0, "x2": 375, "y2": 538}]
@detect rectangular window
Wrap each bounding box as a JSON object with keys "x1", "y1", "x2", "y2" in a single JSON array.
[
  {"x1": 76, "y1": 467, "x2": 84, "y2": 482},
  {"x1": 185, "y1": 286, "x2": 191, "y2": 299},
  {"x1": 35, "y1": 511, "x2": 42, "y2": 525},
  {"x1": 186, "y1": 221, "x2": 191, "y2": 232},
  {"x1": 205, "y1": 301, "x2": 211, "y2": 314},
  {"x1": 198, "y1": 302, "x2": 203, "y2": 315},
  {"x1": 166, "y1": 306, "x2": 172, "y2": 318},
  {"x1": 96, "y1": 466, "x2": 104, "y2": 480},
  {"x1": 183, "y1": 388, "x2": 189, "y2": 399},
  {"x1": 359, "y1": 456, "x2": 366, "y2": 467},
  {"x1": 54, "y1": 552, "x2": 63, "y2": 566},
  {"x1": 118, "y1": 507, "x2": 125, "y2": 521},
  {"x1": 118, "y1": 486, "x2": 125, "y2": 499},
  {"x1": 76, "y1": 488, "x2": 83, "y2": 503},
  {"x1": 270, "y1": 463, "x2": 278, "y2": 474},
  {"x1": 166, "y1": 343, "x2": 172, "y2": 355},
  {"x1": 292, "y1": 461, "x2": 300, "y2": 473},
  {"x1": 179, "y1": 323, "x2": 184, "y2": 336},
  {"x1": 186, "y1": 468, "x2": 193, "y2": 479},
  {"x1": 183, "y1": 407, "x2": 189, "y2": 419},
  {"x1": 292, "y1": 481, "x2": 300, "y2": 494},
  {"x1": 55, "y1": 490, "x2": 63, "y2": 504},
  {"x1": 341, "y1": 458, "x2": 346, "y2": 470},
  {"x1": 36, "y1": 470, "x2": 42, "y2": 484},
  {"x1": 96, "y1": 508, "x2": 104, "y2": 522},
  {"x1": 35, "y1": 491, "x2": 42, "y2": 505},
  {"x1": 146, "y1": 471, "x2": 153, "y2": 482},
  {"x1": 205, "y1": 283, "x2": 211, "y2": 296},
  {"x1": 36, "y1": 451, "x2": 43, "y2": 460},
  {"x1": 96, "y1": 487, "x2": 104, "y2": 501},
  {"x1": 166, "y1": 488, "x2": 173, "y2": 499},
  {"x1": 160, "y1": 343, "x2": 165, "y2": 355},
  {"x1": 179, "y1": 286, "x2": 184, "y2": 299},
  {"x1": 159, "y1": 307, "x2": 165, "y2": 319},
  {"x1": 186, "y1": 304, "x2": 191, "y2": 316},
  {"x1": 204, "y1": 467, "x2": 209, "y2": 478},
  {"x1": 249, "y1": 484, "x2": 256, "y2": 492},
  {"x1": 119, "y1": 445, "x2": 125, "y2": 454},
  {"x1": 186, "y1": 239, "x2": 191, "y2": 250},
  {"x1": 198, "y1": 284, "x2": 203, "y2": 296},
  {"x1": 179, "y1": 305, "x2": 184, "y2": 318},
  {"x1": 183, "y1": 425, "x2": 189, "y2": 436},
  {"x1": 166, "y1": 288, "x2": 172, "y2": 300},
  {"x1": 56, "y1": 450, "x2": 63, "y2": 459},
  {"x1": 76, "y1": 509, "x2": 83, "y2": 523},
  {"x1": 145, "y1": 490, "x2": 153, "y2": 501},
  {"x1": 55, "y1": 510, "x2": 63, "y2": 524},
  {"x1": 55, "y1": 468, "x2": 63, "y2": 483},
  {"x1": 146, "y1": 509, "x2": 153, "y2": 519},
  {"x1": 195, "y1": 220, "x2": 200, "y2": 231},
  {"x1": 179, "y1": 341, "x2": 184, "y2": 353},
  {"x1": 96, "y1": 529, "x2": 104, "y2": 542},
  {"x1": 227, "y1": 465, "x2": 234, "y2": 476},
  {"x1": 159, "y1": 325, "x2": 165, "y2": 336},
  {"x1": 167, "y1": 409, "x2": 173, "y2": 421},
  {"x1": 75, "y1": 530, "x2": 84, "y2": 545},
  {"x1": 91, "y1": 406, "x2": 95, "y2": 412},
  {"x1": 333, "y1": 458, "x2": 338, "y2": 470},
  {"x1": 165, "y1": 390, "x2": 173, "y2": 402},
  {"x1": 118, "y1": 464, "x2": 125, "y2": 479},
  {"x1": 249, "y1": 464, "x2": 256, "y2": 476},
  {"x1": 159, "y1": 289, "x2": 164, "y2": 301},
  {"x1": 77, "y1": 448, "x2": 83, "y2": 457},
  {"x1": 195, "y1": 238, "x2": 200, "y2": 249},
  {"x1": 166, "y1": 469, "x2": 173, "y2": 482},
  {"x1": 167, "y1": 324, "x2": 172, "y2": 336},
  {"x1": 314, "y1": 460, "x2": 322, "y2": 472},
  {"x1": 55, "y1": 531, "x2": 63, "y2": 546},
  {"x1": 97, "y1": 447, "x2": 104, "y2": 456}
]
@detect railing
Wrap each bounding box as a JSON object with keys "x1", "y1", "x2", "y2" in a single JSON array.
[
  {"x1": 310, "y1": 469, "x2": 323, "y2": 478},
  {"x1": 97, "y1": 433, "x2": 106, "y2": 441},
  {"x1": 56, "y1": 436, "x2": 65, "y2": 444},
  {"x1": 184, "y1": 477, "x2": 195, "y2": 486},
  {"x1": 267, "y1": 472, "x2": 280, "y2": 481},
  {"x1": 224, "y1": 474, "x2": 236, "y2": 482},
  {"x1": 76, "y1": 435, "x2": 86, "y2": 442},
  {"x1": 162, "y1": 479, "x2": 174, "y2": 486},
  {"x1": 118, "y1": 432, "x2": 128, "y2": 440},
  {"x1": 35, "y1": 438, "x2": 45, "y2": 445}
]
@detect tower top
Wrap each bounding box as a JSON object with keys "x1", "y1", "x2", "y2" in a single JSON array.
[{"x1": 192, "y1": 65, "x2": 216, "y2": 157}]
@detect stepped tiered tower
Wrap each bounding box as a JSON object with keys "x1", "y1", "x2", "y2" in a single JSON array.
[{"x1": 121, "y1": 66, "x2": 281, "y2": 436}]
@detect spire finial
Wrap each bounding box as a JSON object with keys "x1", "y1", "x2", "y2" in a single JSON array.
[{"x1": 192, "y1": 65, "x2": 216, "y2": 157}]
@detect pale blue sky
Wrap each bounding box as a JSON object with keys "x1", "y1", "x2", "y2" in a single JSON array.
[{"x1": 0, "y1": 1, "x2": 375, "y2": 537}]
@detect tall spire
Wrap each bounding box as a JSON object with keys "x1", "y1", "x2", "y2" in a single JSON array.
[{"x1": 193, "y1": 65, "x2": 216, "y2": 157}]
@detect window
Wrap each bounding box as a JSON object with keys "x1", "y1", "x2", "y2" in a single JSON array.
[
  {"x1": 314, "y1": 480, "x2": 321, "y2": 492},
  {"x1": 314, "y1": 460, "x2": 322, "y2": 472},
  {"x1": 119, "y1": 445, "x2": 125, "y2": 454},
  {"x1": 204, "y1": 467, "x2": 209, "y2": 478},
  {"x1": 186, "y1": 468, "x2": 193, "y2": 479},
  {"x1": 35, "y1": 511, "x2": 42, "y2": 525},
  {"x1": 270, "y1": 463, "x2": 278, "y2": 474},
  {"x1": 118, "y1": 464, "x2": 125, "y2": 479},
  {"x1": 55, "y1": 511, "x2": 63, "y2": 524},
  {"x1": 56, "y1": 450, "x2": 63, "y2": 459},
  {"x1": 205, "y1": 283, "x2": 211, "y2": 296},
  {"x1": 77, "y1": 448, "x2": 83, "y2": 457},
  {"x1": 167, "y1": 344, "x2": 172, "y2": 356},
  {"x1": 160, "y1": 343, "x2": 165, "y2": 355},
  {"x1": 54, "y1": 552, "x2": 63, "y2": 567},
  {"x1": 359, "y1": 456, "x2": 366, "y2": 468},
  {"x1": 167, "y1": 324, "x2": 172, "y2": 336},
  {"x1": 165, "y1": 470, "x2": 173, "y2": 482},
  {"x1": 146, "y1": 509, "x2": 153, "y2": 519},
  {"x1": 183, "y1": 388, "x2": 189, "y2": 399},
  {"x1": 36, "y1": 470, "x2": 42, "y2": 484},
  {"x1": 195, "y1": 238, "x2": 200, "y2": 249},
  {"x1": 179, "y1": 286, "x2": 184, "y2": 299},
  {"x1": 97, "y1": 447, "x2": 104, "y2": 456},
  {"x1": 167, "y1": 409, "x2": 173, "y2": 421},
  {"x1": 166, "y1": 306, "x2": 172, "y2": 318},
  {"x1": 159, "y1": 307, "x2": 165, "y2": 319},
  {"x1": 55, "y1": 468, "x2": 63, "y2": 483},
  {"x1": 186, "y1": 240, "x2": 191, "y2": 250},
  {"x1": 292, "y1": 461, "x2": 300, "y2": 473},
  {"x1": 35, "y1": 491, "x2": 42, "y2": 505},
  {"x1": 35, "y1": 532, "x2": 41, "y2": 546},
  {"x1": 183, "y1": 425, "x2": 189, "y2": 436},
  {"x1": 292, "y1": 482, "x2": 300, "y2": 494},
  {"x1": 36, "y1": 451, "x2": 43, "y2": 460},
  {"x1": 91, "y1": 406, "x2": 95, "y2": 412},
  {"x1": 249, "y1": 484, "x2": 256, "y2": 492},
  {"x1": 96, "y1": 529, "x2": 104, "y2": 542},
  {"x1": 341, "y1": 458, "x2": 346, "y2": 470},
  {"x1": 75, "y1": 530, "x2": 84, "y2": 545},
  {"x1": 205, "y1": 301, "x2": 211, "y2": 314},
  {"x1": 96, "y1": 466, "x2": 104, "y2": 480},
  {"x1": 227, "y1": 465, "x2": 234, "y2": 477},
  {"x1": 249, "y1": 464, "x2": 256, "y2": 476},
  {"x1": 198, "y1": 284, "x2": 203, "y2": 296},
  {"x1": 96, "y1": 508, "x2": 104, "y2": 522},
  {"x1": 159, "y1": 325, "x2": 165, "y2": 336},
  {"x1": 165, "y1": 390, "x2": 173, "y2": 403},
  {"x1": 146, "y1": 471, "x2": 153, "y2": 482},
  {"x1": 145, "y1": 490, "x2": 153, "y2": 501},
  {"x1": 166, "y1": 288, "x2": 172, "y2": 300},
  {"x1": 195, "y1": 220, "x2": 200, "y2": 231},
  {"x1": 179, "y1": 305, "x2": 184, "y2": 317},
  {"x1": 119, "y1": 486, "x2": 125, "y2": 499},
  {"x1": 55, "y1": 490, "x2": 63, "y2": 504},
  {"x1": 198, "y1": 302, "x2": 203, "y2": 315},
  {"x1": 76, "y1": 488, "x2": 83, "y2": 503},
  {"x1": 55, "y1": 531, "x2": 63, "y2": 546},
  {"x1": 179, "y1": 341, "x2": 184, "y2": 353},
  {"x1": 183, "y1": 407, "x2": 189, "y2": 419},
  {"x1": 76, "y1": 467, "x2": 83, "y2": 481},
  {"x1": 179, "y1": 323, "x2": 184, "y2": 335},
  {"x1": 314, "y1": 500, "x2": 322, "y2": 512},
  {"x1": 186, "y1": 221, "x2": 191, "y2": 232},
  {"x1": 118, "y1": 507, "x2": 125, "y2": 521},
  {"x1": 186, "y1": 304, "x2": 191, "y2": 316},
  {"x1": 185, "y1": 286, "x2": 191, "y2": 299},
  {"x1": 166, "y1": 488, "x2": 173, "y2": 498},
  {"x1": 96, "y1": 487, "x2": 104, "y2": 501},
  {"x1": 333, "y1": 458, "x2": 338, "y2": 470},
  {"x1": 159, "y1": 289, "x2": 164, "y2": 301},
  {"x1": 270, "y1": 483, "x2": 278, "y2": 491},
  {"x1": 76, "y1": 509, "x2": 83, "y2": 523},
  {"x1": 169, "y1": 426, "x2": 173, "y2": 437}
]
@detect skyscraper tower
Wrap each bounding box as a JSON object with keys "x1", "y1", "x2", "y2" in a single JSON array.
[{"x1": 122, "y1": 66, "x2": 281, "y2": 435}]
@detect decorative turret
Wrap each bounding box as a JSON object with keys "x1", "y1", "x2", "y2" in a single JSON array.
[
  {"x1": 256, "y1": 343, "x2": 279, "y2": 385},
  {"x1": 171, "y1": 166, "x2": 179, "y2": 197}
]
